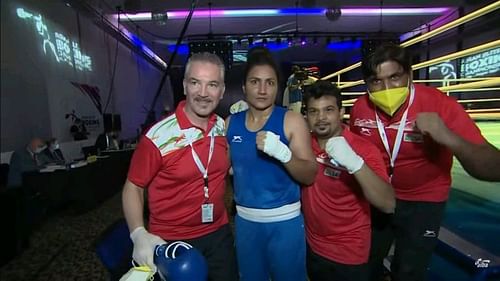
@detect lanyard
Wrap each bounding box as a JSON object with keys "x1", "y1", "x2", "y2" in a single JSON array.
[
  {"x1": 189, "y1": 134, "x2": 215, "y2": 199},
  {"x1": 375, "y1": 84, "x2": 415, "y2": 175}
]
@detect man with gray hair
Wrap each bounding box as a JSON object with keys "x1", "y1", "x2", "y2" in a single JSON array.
[
  {"x1": 122, "y1": 52, "x2": 237, "y2": 280},
  {"x1": 7, "y1": 137, "x2": 49, "y2": 187}
]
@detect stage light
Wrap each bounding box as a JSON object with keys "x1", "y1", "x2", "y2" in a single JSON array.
[
  {"x1": 152, "y1": 10, "x2": 168, "y2": 25},
  {"x1": 321, "y1": 1, "x2": 500, "y2": 81},
  {"x1": 325, "y1": 7, "x2": 341, "y2": 21}
]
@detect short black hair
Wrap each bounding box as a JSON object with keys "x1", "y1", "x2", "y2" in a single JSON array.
[
  {"x1": 304, "y1": 80, "x2": 342, "y2": 109},
  {"x1": 361, "y1": 43, "x2": 412, "y2": 81},
  {"x1": 243, "y1": 47, "x2": 280, "y2": 83}
]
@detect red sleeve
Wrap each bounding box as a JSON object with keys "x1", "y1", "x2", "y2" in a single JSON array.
[
  {"x1": 355, "y1": 138, "x2": 390, "y2": 183},
  {"x1": 440, "y1": 95, "x2": 485, "y2": 145},
  {"x1": 349, "y1": 102, "x2": 357, "y2": 129},
  {"x1": 364, "y1": 147, "x2": 390, "y2": 183},
  {"x1": 346, "y1": 129, "x2": 390, "y2": 183},
  {"x1": 127, "y1": 135, "x2": 163, "y2": 188}
]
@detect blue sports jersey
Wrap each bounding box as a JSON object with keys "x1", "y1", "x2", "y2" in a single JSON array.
[{"x1": 227, "y1": 106, "x2": 300, "y2": 209}]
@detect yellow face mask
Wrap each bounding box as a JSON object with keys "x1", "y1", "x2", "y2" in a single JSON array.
[{"x1": 368, "y1": 86, "x2": 409, "y2": 116}]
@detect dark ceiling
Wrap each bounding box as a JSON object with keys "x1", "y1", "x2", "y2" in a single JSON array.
[{"x1": 78, "y1": 0, "x2": 492, "y2": 64}]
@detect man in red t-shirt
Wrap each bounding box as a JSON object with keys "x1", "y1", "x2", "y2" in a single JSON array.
[
  {"x1": 122, "y1": 52, "x2": 238, "y2": 281},
  {"x1": 302, "y1": 80, "x2": 395, "y2": 281},
  {"x1": 350, "y1": 43, "x2": 500, "y2": 281}
]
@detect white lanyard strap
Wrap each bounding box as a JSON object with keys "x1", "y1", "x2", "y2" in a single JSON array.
[
  {"x1": 190, "y1": 135, "x2": 215, "y2": 199},
  {"x1": 375, "y1": 85, "x2": 415, "y2": 174}
]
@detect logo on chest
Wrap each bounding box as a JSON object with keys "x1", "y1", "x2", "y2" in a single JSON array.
[
  {"x1": 317, "y1": 153, "x2": 346, "y2": 178},
  {"x1": 231, "y1": 135, "x2": 243, "y2": 143},
  {"x1": 360, "y1": 127, "x2": 372, "y2": 136},
  {"x1": 324, "y1": 167, "x2": 341, "y2": 178},
  {"x1": 404, "y1": 132, "x2": 424, "y2": 143}
]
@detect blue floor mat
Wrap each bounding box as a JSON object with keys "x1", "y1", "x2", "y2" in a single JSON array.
[
  {"x1": 442, "y1": 189, "x2": 500, "y2": 256},
  {"x1": 427, "y1": 188, "x2": 500, "y2": 281}
]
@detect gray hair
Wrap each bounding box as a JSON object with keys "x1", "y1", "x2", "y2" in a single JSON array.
[{"x1": 184, "y1": 52, "x2": 225, "y2": 81}]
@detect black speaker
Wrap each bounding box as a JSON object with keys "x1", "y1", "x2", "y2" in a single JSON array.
[
  {"x1": 103, "y1": 114, "x2": 122, "y2": 132},
  {"x1": 113, "y1": 115, "x2": 121, "y2": 131},
  {"x1": 361, "y1": 38, "x2": 400, "y2": 59},
  {"x1": 188, "y1": 41, "x2": 233, "y2": 69}
]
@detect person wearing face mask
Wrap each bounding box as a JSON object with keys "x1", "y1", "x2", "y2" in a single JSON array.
[
  {"x1": 42, "y1": 138, "x2": 66, "y2": 165},
  {"x1": 349, "y1": 43, "x2": 500, "y2": 281},
  {"x1": 7, "y1": 137, "x2": 49, "y2": 187}
]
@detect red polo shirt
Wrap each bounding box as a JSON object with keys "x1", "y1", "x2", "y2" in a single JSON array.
[
  {"x1": 127, "y1": 101, "x2": 230, "y2": 239},
  {"x1": 349, "y1": 84, "x2": 485, "y2": 202},
  {"x1": 302, "y1": 127, "x2": 389, "y2": 265}
]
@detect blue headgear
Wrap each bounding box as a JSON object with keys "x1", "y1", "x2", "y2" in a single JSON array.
[{"x1": 154, "y1": 241, "x2": 208, "y2": 281}]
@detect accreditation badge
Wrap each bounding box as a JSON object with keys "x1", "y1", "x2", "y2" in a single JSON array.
[
  {"x1": 404, "y1": 132, "x2": 424, "y2": 143},
  {"x1": 201, "y1": 203, "x2": 214, "y2": 223}
]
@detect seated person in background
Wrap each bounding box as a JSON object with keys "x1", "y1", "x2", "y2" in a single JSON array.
[
  {"x1": 42, "y1": 138, "x2": 65, "y2": 165},
  {"x1": 70, "y1": 118, "x2": 89, "y2": 141},
  {"x1": 95, "y1": 130, "x2": 120, "y2": 153},
  {"x1": 7, "y1": 137, "x2": 49, "y2": 187}
]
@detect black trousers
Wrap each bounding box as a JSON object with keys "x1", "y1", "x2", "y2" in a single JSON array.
[
  {"x1": 155, "y1": 224, "x2": 239, "y2": 281},
  {"x1": 306, "y1": 245, "x2": 369, "y2": 281},
  {"x1": 368, "y1": 199, "x2": 446, "y2": 281}
]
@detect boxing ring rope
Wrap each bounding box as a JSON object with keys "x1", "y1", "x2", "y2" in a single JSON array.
[
  {"x1": 315, "y1": 4, "x2": 500, "y2": 277},
  {"x1": 340, "y1": 78, "x2": 500, "y2": 108},
  {"x1": 320, "y1": 1, "x2": 500, "y2": 83},
  {"x1": 334, "y1": 39, "x2": 500, "y2": 90},
  {"x1": 399, "y1": 1, "x2": 500, "y2": 47},
  {"x1": 457, "y1": 98, "x2": 500, "y2": 103},
  {"x1": 412, "y1": 40, "x2": 500, "y2": 70},
  {"x1": 438, "y1": 77, "x2": 500, "y2": 92},
  {"x1": 339, "y1": 77, "x2": 500, "y2": 94}
]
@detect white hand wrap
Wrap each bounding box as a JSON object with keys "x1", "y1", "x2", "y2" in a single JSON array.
[
  {"x1": 130, "y1": 226, "x2": 166, "y2": 271},
  {"x1": 325, "y1": 136, "x2": 364, "y2": 174},
  {"x1": 262, "y1": 131, "x2": 292, "y2": 163},
  {"x1": 229, "y1": 100, "x2": 249, "y2": 114}
]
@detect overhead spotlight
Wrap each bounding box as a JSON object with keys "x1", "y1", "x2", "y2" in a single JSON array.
[
  {"x1": 325, "y1": 6, "x2": 341, "y2": 21},
  {"x1": 300, "y1": 36, "x2": 306, "y2": 46},
  {"x1": 152, "y1": 10, "x2": 168, "y2": 25},
  {"x1": 287, "y1": 36, "x2": 293, "y2": 46}
]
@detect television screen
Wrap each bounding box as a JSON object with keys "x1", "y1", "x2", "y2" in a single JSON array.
[{"x1": 459, "y1": 47, "x2": 500, "y2": 78}]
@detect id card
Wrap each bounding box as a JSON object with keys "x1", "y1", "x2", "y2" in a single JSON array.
[{"x1": 201, "y1": 203, "x2": 214, "y2": 223}]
